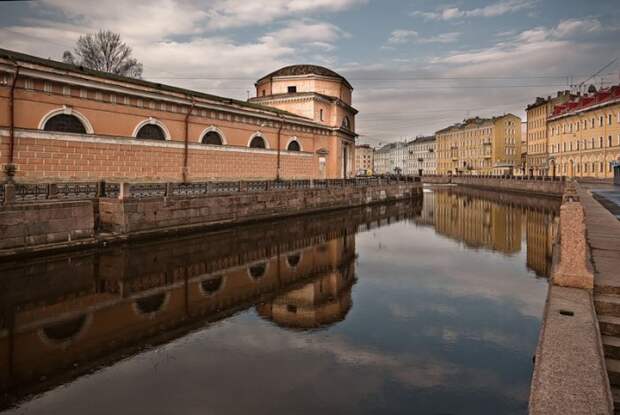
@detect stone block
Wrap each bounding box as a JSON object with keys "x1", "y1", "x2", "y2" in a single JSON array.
[{"x1": 551, "y1": 201, "x2": 594, "y2": 290}]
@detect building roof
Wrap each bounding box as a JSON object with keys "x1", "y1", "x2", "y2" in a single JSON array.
[
  {"x1": 411, "y1": 135, "x2": 435, "y2": 144},
  {"x1": 0, "y1": 47, "x2": 327, "y2": 126},
  {"x1": 256, "y1": 64, "x2": 352, "y2": 89},
  {"x1": 249, "y1": 91, "x2": 358, "y2": 114},
  {"x1": 549, "y1": 85, "x2": 620, "y2": 120},
  {"x1": 435, "y1": 114, "x2": 519, "y2": 135},
  {"x1": 526, "y1": 90, "x2": 575, "y2": 111}
]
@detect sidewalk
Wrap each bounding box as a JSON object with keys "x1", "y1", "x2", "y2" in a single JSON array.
[{"x1": 589, "y1": 184, "x2": 620, "y2": 220}]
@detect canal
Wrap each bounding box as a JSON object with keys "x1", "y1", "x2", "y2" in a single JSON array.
[{"x1": 0, "y1": 186, "x2": 560, "y2": 414}]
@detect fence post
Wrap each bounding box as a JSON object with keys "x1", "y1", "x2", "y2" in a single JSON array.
[
  {"x1": 165, "y1": 182, "x2": 174, "y2": 198},
  {"x1": 98, "y1": 180, "x2": 106, "y2": 198},
  {"x1": 48, "y1": 183, "x2": 58, "y2": 200},
  {"x1": 3, "y1": 183, "x2": 15, "y2": 205},
  {"x1": 119, "y1": 183, "x2": 130, "y2": 200}
]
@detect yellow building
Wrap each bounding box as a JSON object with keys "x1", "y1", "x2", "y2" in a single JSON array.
[
  {"x1": 354, "y1": 144, "x2": 374, "y2": 175},
  {"x1": 433, "y1": 189, "x2": 522, "y2": 254},
  {"x1": 436, "y1": 114, "x2": 522, "y2": 175},
  {"x1": 525, "y1": 91, "x2": 574, "y2": 176},
  {"x1": 547, "y1": 85, "x2": 620, "y2": 178}
]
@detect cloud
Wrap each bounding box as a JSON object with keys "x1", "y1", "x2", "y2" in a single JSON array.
[
  {"x1": 204, "y1": 0, "x2": 368, "y2": 30},
  {"x1": 260, "y1": 20, "x2": 349, "y2": 50},
  {"x1": 388, "y1": 30, "x2": 461, "y2": 44},
  {"x1": 552, "y1": 18, "x2": 603, "y2": 38},
  {"x1": 412, "y1": 0, "x2": 536, "y2": 21}
]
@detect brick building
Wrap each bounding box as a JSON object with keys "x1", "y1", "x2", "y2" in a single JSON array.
[{"x1": 0, "y1": 49, "x2": 357, "y2": 182}]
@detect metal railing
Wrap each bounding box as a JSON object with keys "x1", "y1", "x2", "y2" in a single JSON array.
[{"x1": 1, "y1": 176, "x2": 421, "y2": 204}]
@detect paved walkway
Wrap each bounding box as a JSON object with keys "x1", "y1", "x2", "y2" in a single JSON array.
[
  {"x1": 579, "y1": 184, "x2": 620, "y2": 413},
  {"x1": 590, "y1": 185, "x2": 620, "y2": 220}
]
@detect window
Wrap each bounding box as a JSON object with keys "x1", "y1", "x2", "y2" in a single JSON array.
[
  {"x1": 135, "y1": 293, "x2": 167, "y2": 314},
  {"x1": 200, "y1": 276, "x2": 223, "y2": 295},
  {"x1": 600, "y1": 137, "x2": 604, "y2": 148},
  {"x1": 341, "y1": 116, "x2": 351, "y2": 130},
  {"x1": 287, "y1": 140, "x2": 301, "y2": 151},
  {"x1": 609, "y1": 114, "x2": 613, "y2": 125},
  {"x1": 136, "y1": 124, "x2": 166, "y2": 140},
  {"x1": 609, "y1": 136, "x2": 612, "y2": 147},
  {"x1": 262, "y1": 89, "x2": 266, "y2": 96},
  {"x1": 43, "y1": 114, "x2": 87, "y2": 134},
  {"x1": 249, "y1": 135, "x2": 267, "y2": 148},
  {"x1": 287, "y1": 86, "x2": 297, "y2": 93},
  {"x1": 202, "y1": 131, "x2": 223, "y2": 145},
  {"x1": 600, "y1": 116, "x2": 604, "y2": 127},
  {"x1": 286, "y1": 253, "x2": 301, "y2": 268},
  {"x1": 320, "y1": 109, "x2": 324, "y2": 121},
  {"x1": 248, "y1": 262, "x2": 267, "y2": 279}
]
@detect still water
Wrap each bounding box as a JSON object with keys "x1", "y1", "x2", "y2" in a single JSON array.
[{"x1": 0, "y1": 186, "x2": 560, "y2": 414}]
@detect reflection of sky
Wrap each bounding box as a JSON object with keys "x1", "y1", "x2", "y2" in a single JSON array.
[{"x1": 5, "y1": 198, "x2": 548, "y2": 415}]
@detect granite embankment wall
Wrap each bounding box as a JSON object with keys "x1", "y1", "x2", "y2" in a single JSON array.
[
  {"x1": 450, "y1": 176, "x2": 565, "y2": 196},
  {"x1": 100, "y1": 181, "x2": 421, "y2": 235},
  {"x1": 0, "y1": 179, "x2": 421, "y2": 256},
  {"x1": 421, "y1": 175, "x2": 566, "y2": 196},
  {"x1": 0, "y1": 201, "x2": 94, "y2": 252}
]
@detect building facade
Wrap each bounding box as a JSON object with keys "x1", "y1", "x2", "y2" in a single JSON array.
[
  {"x1": 0, "y1": 49, "x2": 357, "y2": 182},
  {"x1": 525, "y1": 91, "x2": 574, "y2": 176},
  {"x1": 547, "y1": 85, "x2": 620, "y2": 178},
  {"x1": 373, "y1": 141, "x2": 407, "y2": 175},
  {"x1": 249, "y1": 65, "x2": 357, "y2": 179},
  {"x1": 436, "y1": 114, "x2": 522, "y2": 175},
  {"x1": 354, "y1": 144, "x2": 374, "y2": 175},
  {"x1": 405, "y1": 136, "x2": 436, "y2": 176}
]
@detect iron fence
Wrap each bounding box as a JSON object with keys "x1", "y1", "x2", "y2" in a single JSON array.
[{"x1": 2, "y1": 176, "x2": 421, "y2": 204}]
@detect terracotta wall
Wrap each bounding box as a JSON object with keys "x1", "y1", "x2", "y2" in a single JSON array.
[{"x1": 0, "y1": 79, "x2": 344, "y2": 181}]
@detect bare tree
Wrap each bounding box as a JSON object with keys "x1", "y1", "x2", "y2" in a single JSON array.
[{"x1": 63, "y1": 30, "x2": 143, "y2": 78}]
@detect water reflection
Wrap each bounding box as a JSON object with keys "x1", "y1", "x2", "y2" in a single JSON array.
[{"x1": 0, "y1": 188, "x2": 559, "y2": 414}]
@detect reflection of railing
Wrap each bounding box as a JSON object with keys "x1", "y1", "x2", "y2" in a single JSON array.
[{"x1": 2, "y1": 176, "x2": 421, "y2": 203}]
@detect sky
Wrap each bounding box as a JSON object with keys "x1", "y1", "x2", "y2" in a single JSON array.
[{"x1": 1, "y1": 0, "x2": 619, "y2": 146}]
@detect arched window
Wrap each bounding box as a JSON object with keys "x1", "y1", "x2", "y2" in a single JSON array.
[
  {"x1": 135, "y1": 293, "x2": 167, "y2": 314},
  {"x1": 42, "y1": 315, "x2": 87, "y2": 342},
  {"x1": 287, "y1": 140, "x2": 301, "y2": 151},
  {"x1": 136, "y1": 124, "x2": 166, "y2": 140},
  {"x1": 249, "y1": 135, "x2": 267, "y2": 149},
  {"x1": 248, "y1": 262, "x2": 267, "y2": 279},
  {"x1": 286, "y1": 253, "x2": 301, "y2": 268},
  {"x1": 341, "y1": 116, "x2": 351, "y2": 130},
  {"x1": 43, "y1": 114, "x2": 87, "y2": 134},
  {"x1": 202, "y1": 131, "x2": 223, "y2": 145},
  {"x1": 200, "y1": 275, "x2": 223, "y2": 295}
]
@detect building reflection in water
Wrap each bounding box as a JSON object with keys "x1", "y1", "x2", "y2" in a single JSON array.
[
  {"x1": 413, "y1": 186, "x2": 560, "y2": 277},
  {"x1": 0, "y1": 201, "x2": 420, "y2": 409},
  {"x1": 0, "y1": 188, "x2": 560, "y2": 412}
]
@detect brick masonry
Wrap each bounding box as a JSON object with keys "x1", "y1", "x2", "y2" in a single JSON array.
[
  {"x1": 1, "y1": 133, "x2": 316, "y2": 182},
  {"x1": 0, "y1": 200, "x2": 94, "y2": 250}
]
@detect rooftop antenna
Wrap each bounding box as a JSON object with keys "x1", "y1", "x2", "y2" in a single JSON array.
[{"x1": 576, "y1": 58, "x2": 618, "y2": 94}]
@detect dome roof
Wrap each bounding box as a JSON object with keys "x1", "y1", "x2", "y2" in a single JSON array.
[{"x1": 257, "y1": 65, "x2": 352, "y2": 88}]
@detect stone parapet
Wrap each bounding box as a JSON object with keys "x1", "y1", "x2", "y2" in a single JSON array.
[
  {"x1": 99, "y1": 182, "x2": 421, "y2": 236},
  {"x1": 451, "y1": 175, "x2": 565, "y2": 196}
]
